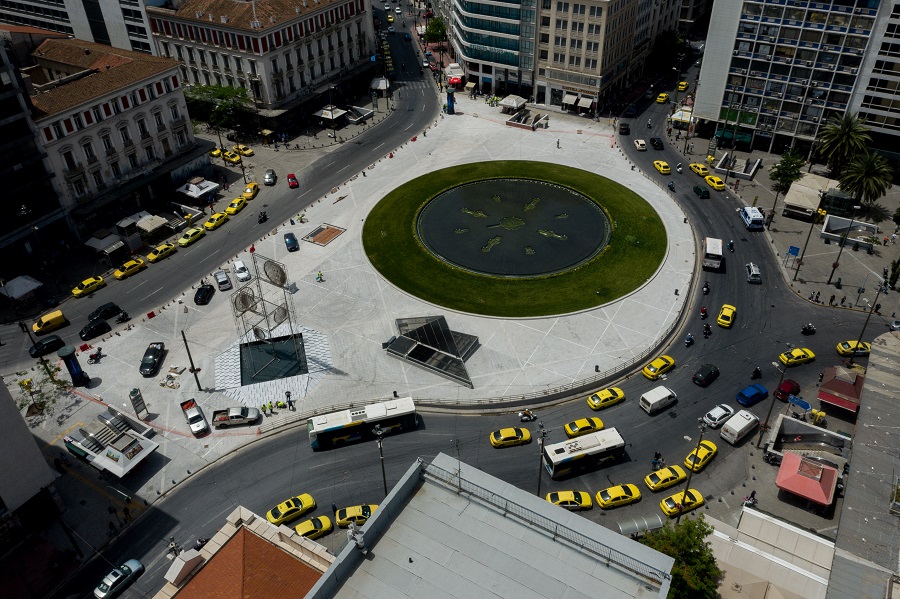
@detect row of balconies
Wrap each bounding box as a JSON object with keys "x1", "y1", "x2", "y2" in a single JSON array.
[
  {"x1": 745, "y1": 0, "x2": 877, "y2": 18},
  {"x1": 730, "y1": 62, "x2": 858, "y2": 75}
]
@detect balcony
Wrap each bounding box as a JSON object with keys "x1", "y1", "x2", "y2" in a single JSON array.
[
  {"x1": 171, "y1": 115, "x2": 186, "y2": 127},
  {"x1": 124, "y1": 138, "x2": 134, "y2": 147},
  {"x1": 87, "y1": 155, "x2": 99, "y2": 165},
  {"x1": 157, "y1": 123, "x2": 167, "y2": 133},
  {"x1": 105, "y1": 146, "x2": 117, "y2": 157}
]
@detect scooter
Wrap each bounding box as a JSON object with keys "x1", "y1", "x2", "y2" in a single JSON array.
[
  {"x1": 703, "y1": 324, "x2": 711, "y2": 338},
  {"x1": 751, "y1": 366, "x2": 762, "y2": 379},
  {"x1": 801, "y1": 323, "x2": 816, "y2": 335},
  {"x1": 667, "y1": 180, "x2": 675, "y2": 191},
  {"x1": 518, "y1": 409, "x2": 537, "y2": 422},
  {"x1": 258, "y1": 211, "x2": 268, "y2": 224},
  {"x1": 675, "y1": 163, "x2": 682, "y2": 174},
  {"x1": 742, "y1": 495, "x2": 758, "y2": 508},
  {"x1": 727, "y1": 240, "x2": 734, "y2": 252},
  {"x1": 700, "y1": 306, "x2": 708, "y2": 319},
  {"x1": 115, "y1": 312, "x2": 130, "y2": 324},
  {"x1": 685, "y1": 333, "x2": 694, "y2": 347},
  {"x1": 702, "y1": 281, "x2": 710, "y2": 295},
  {"x1": 87, "y1": 347, "x2": 103, "y2": 364},
  {"x1": 195, "y1": 538, "x2": 209, "y2": 550}
]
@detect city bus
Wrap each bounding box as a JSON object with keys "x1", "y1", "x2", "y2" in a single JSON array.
[
  {"x1": 308, "y1": 396, "x2": 417, "y2": 450},
  {"x1": 702, "y1": 237, "x2": 723, "y2": 270},
  {"x1": 542, "y1": 428, "x2": 626, "y2": 479}
]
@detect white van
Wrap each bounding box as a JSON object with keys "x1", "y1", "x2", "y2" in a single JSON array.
[
  {"x1": 745, "y1": 262, "x2": 761, "y2": 284},
  {"x1": 739, "y1": 206, "x2": 765, "y2": 231},
  {"x1": 720, "y1": 410, "x2": 759, "y2": 445},
  {"x1": 640, "y1": 386, "x2": 678, "y2": 415}
]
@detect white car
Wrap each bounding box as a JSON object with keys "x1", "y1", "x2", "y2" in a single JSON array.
[
  {"x1": 703, "y1": 404, "x2": 735, "y2": 429},
  {"x1": 891, "y1": 320, "x2": 900, "y2": 331},
  {"x1": 395, "y1": 7, "x2": 401, "y2": 13},
  {"x1": 94, "y1": 559, "x2": 144, "y2": 598},
  {"x1": 383, "y1": 3, "x2": 390, "y2": 9},
  {"x1": 633, "y1": 139, "x2": 647, "y2": 151},
  {"x1": 233, "y1": 260, "x2": 251, "y2": 282}
]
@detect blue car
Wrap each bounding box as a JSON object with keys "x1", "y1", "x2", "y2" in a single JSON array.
[
  {"x1": 736, "y1": 384, "x2": 768, "y2": 407},
  {"x1": 284, "y1": 232, "x2": 299, "y2": 252}
]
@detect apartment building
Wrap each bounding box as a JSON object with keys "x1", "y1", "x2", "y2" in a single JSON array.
[
  {"x1": 146, "y1": 0, "x2": 375, "y2": 127},
  {"x1": 28, "y1": 38, "x2": 193, "y2": 237},
  {"x1": 0, "y1": 0, "x2": 156, "y2": 54},
  {"x1": 693, "y1": 0, "x2": 881, "y2": 156}
]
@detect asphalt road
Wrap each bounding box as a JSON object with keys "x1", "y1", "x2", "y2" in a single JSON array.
[{"x1": 52, "y1": 72, "x2": 872, "y2": 598}]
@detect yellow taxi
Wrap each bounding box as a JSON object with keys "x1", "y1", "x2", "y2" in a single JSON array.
[
  {"x1": 689, "y1": 163, "x2": 709, "y2": 176},
  {"x1": 336, "y1": 504, "x2": 378, "y2": 527},
  {"x1": 564, "y1": 417, "x2": 604, "y2": 439},
  {"x1": 232, "y1": 144, "x2": 254, "y2": 156},
  {"x1": 660, "y1": 488, "x2": 704, "y2": 517},
  {"x1": 586, "y1": 387, "x2": 625, "y2": 410},
  {"x1": 147, "y1": 242, "x2": 176, "y2": 263},
  {"x1": 595, "y1": 484, "x2": 641, "y2": 509},
  {"x1": 545, "y1": 491, "x2": 592, "y2": 511},
  {"x1": 222, "y1": 151, "x2": 242, "y2": 164},
  {"x1": 684, "y1": 440, "x2": 717, "y2": 472},
  {"x1": 387, "y1": 13, "x2": 394, "y2": 23},
  {"x1": 644, "y1": 465, "x2": 687, "y2": 492},
  {"x1": 113, "y1": 258, "x2": 146, "y2": 280},
  {"x1": 203, "y1": 212, "x2": 229, "y2": 231},
  {"x1": 653, "y1": 160, "x2": 671, "y2": 174},
  {"x1": 225, "y1": 197, "x2": 247, "y2": 215},
  {"x1": 677, "y1": 81, "x2": 689, "y2": 91},
  {"x1": 209, "y1": 147, "x2": 224, "y2": 158},
  {"x1": 836, "y1": 340, "x2": 870, "y2": 356},
  {"x1": 717, "y1": 304, "x2": 736, "y2": 328},
  {"x1": 642, "y1": 355, "x2": 675, "y2": 380},
  {"x1": 294, "y1": 515, "x2": 332, "y2": 540},
  {"x1": 178, "y1": 227, "x2": 206, "y2": 247},
  {"x1": 72, "y1": 276, "x2": 106, "y2": 298},
  {"x1": 242, "y1": 182, "x2": 260, "y2": 200},
  {"x1": 489, "y1": 427, "x2": 531, "y2": 448},
  {"x1": 779, "y1": 347, "x2": 816, "y2": 366},
  {"x1": 705, "y1": 175, "x2": 726, "y2": 190},
  {"x1": 265, "y1": 493, "x2": 316, "y2": 526},
  {"x1": 656, "y1": 93, "x2": 670, "y2": 103}
]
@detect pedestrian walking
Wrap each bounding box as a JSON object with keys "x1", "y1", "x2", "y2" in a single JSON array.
[
  {"x1": 332, "y1": 503, "x2": 338, "y2": 515},
  {"x1": 689, "y1": 142, "x2": 694, "y2": 153},
  {"x1": 815, "y1": 291, "x2": 820, "y2": 302},
  {"x1": 829, "y1": 294, "x2": 836, "y2": 306},
  {"x1": 18, "y1": 321, "x2": 26, "y2": 333},
  {"x1": 892, "y1": 233, "x2": 897, "y2": 244},
  {"x1": 556, "y1": 139, "x2": 560, "y2": 149},
  {"x1": 285, "y1": 391, "x2": 294, "y2": 411},
  {"x1": 647, "y1": 119, "x2": 652, "y2": 129},
  {"x1": 875, "y1": 303, "x2": 882, "y2": 314},
  {"x1": 316, "y1": 271, "x2": 324, "y2": 283},
  {"x1": 840, "y1": 296, "x2": 846, "y2": 306}
]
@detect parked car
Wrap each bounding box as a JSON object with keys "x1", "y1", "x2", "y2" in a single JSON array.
[
  {"x1": 89, "y1": 302, "x2": 122, "y2": 322},
  {"x1": 147, "y1": 242, "x2": 177, "y2": 263},
  {"x1": 233, "y1": 260, "x2": 251, "y2": 282},
  {"x1": 633, "y1": 139, "x2": 647, "y2": 151},
  {"x1": 263, "y1": 169, "x2": 277, "y2": 185},
  {"x1": 284, "y1": 232, "x2": 299, "y2": 251},
  {"x1": 93, "y1": 559, "x2": 144, "y2": 598},
  {"x1": 295, "y1": 515, "x2": 333, "y2": 540},
  {"x1": 29, "y1": 335, "x2": 65, "y2": 358},
  {"x1": 336, "y1": 504, "x2": 378, "y2": 527},
  {"x1": 774, "y1": 379, "x2": 801, "y2": 402},
  {"x1": 546, "y1": 490, "x2": 593, "y2": 510},
  {"x1": 242, "y1": 182, "x2": 260, "y2": 199},
  {"x1": 624, "y1": 105, "x2": 637, "y2": 117},
  {"x1": 80, "y1": 319, "x2": 111, "y2": 341},
  {"x1": 266, "y1": 493, "x2": 316, "y2": 525},
  {"x1": 194, "y1": 283, "x2": 215, "y2": 305},
  {"x1": 113, "y1": 258, "x2": 146, "y2": 280},
  {"x1": 140, "y1": 342, "x2": 165, "y2": 376},
  {"x1": 213, "y1": 270, "x2": 232, "y2": 291}
]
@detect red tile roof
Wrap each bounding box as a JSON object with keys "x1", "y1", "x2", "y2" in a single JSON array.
[
  {"x1": 29, "y1": 38, "x2": 180, "y2": 119},
  {"x1": 149, "y1": 0, "x2": 346, "y2": 33},
  {"x1": 174, "y1": 527, "x2": 324, "y2": 598},
  {"x1": 0, "y1": 24, "x2": 69, "y2": 36},
  {"x1": 775, "y1": 452, "x2": 839, "y2": 506},
  {"x1": 817, "y1": 366, "x2": 864, "y2": 412}
]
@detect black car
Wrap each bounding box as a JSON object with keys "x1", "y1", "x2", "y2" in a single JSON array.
[
  {"x1": 693, "y1": 185, "x2": 710, "y2": 199},
  {"x1": 194, "y1": 283, "x2": 215, "y2": 305},
  {"x1": 89, "y1": 302, "x2": 122, "y2": 322},
  {"x1": 692, "y1": 363, "x2": 720, "y2": 387},
  {"x1": 624, "y1": 105, "x2": 637, "y2": 117},
  {"x1": 649, "y1": 137, "x2": 664, "y2": 150},
  {"x1": 140, "y1": 342, "x2": 165, "y2": 376},
  {"x1": 618, "y1": 123, "x2": 630, "y2": 135},
  {"x1": 284, "y1": 232, "x2": 299, "y2": 252},
  {"x1": 29, "y1": 335, "x2": 65, "y2": 358},
  {"x1": 80, "y1": 319, "x2": 111, "y2": 341}
]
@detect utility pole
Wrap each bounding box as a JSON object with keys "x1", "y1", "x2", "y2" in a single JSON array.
[
  {"x1": 759, "y1": 344, "x2": 792, "y2": 448},
  {"x1": 676, "y1": 420, "x2": 706, "y2": 525},
  {"x1": 849, "y1": 284, "x2": 883, "y2": 366},
  {"x1": 827, "y1": 205, "x2": 862, "y2": 285},
  {"x1": 374, "y1": 424, "x2": 388, "y2": 498},
  {"x1": 535, "y1": 422, "x2": 548, "y2": 497},
  {"x1": 180, "y1": 330, "x2": 202, "y2": 391}
]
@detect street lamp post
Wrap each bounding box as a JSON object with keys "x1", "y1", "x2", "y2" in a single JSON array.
[
  {"x1": 535, "y1": 422, "x2": 547, "y2": 497},
  {"x1": 827, "y1": 204, "x2": 862, "y2": 285},
  {"x1": 676, "y1": 419, "x2": 706, "y2": 524},
  {"x1": 758, "y1": 349, "x2": 791, "y2": 449},
  {"x1": 373, "y1": 424, "x2": 388, "y2": 498},
  {"x1": 793, "y1": 190, "x2": 826, "y2": 281},
  {"x1": 850, "y1": 288, "x2": 883, "y2": 366}
]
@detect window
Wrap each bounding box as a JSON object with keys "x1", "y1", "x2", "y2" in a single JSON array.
[
  {"x1": 198, "y1": 49, "x2": 205, "y2": 64},
  {"x1": 119, "y1": 126, "x2": 131, "y2": 142},
  {"x1": 73, "y1": 179, "x2": 86, "y2": 196},
  {"x1": 92, "y1": 106, "x2": 103, "y2": 122},
  {"x1": 137, "y1": 119, "x2": 148, "y2": 137},
  {"x1": 569, "y1": 39, "x2": 582, "y2": 49},
  {"x1": 161, "y1": 41, "x2": 170, "y2": 57},
  {"x1": 176, "y1": 130, "x2": 187, "y2": 146},
  {"x1": 145, "y1": 145, "x2": 155, "y2": 161},
  {"x1": 52, "y1": 122, "x2": 64, "y2": 138},
  {"x1": 127, "y1": 153, "x2": 138, "y2": 168},
  {"x1": 111, "y1": 161, "x2": 121, "y2": 178},
  {"x1": 186, "y1": 47, "x2": 194, "y2": 61},
  {"x1": 234, "y1": 57, "x2": 243, "y2": 72},
  {"x1": 113, "y1": 99, "x2": 122, "y2": 115},
  {"x1": 541, "y1": 16, "x2": 550, "y2": 26},
  {"x1": 539, "y1": 49, "x2": 549, "y2": 59},
  {"x1": 175, "y1": 44, "x2": 183, "y2": 59},
  {"x1": 589, "y1": 5, "x2": 602, "y2": 17},
  {"x1": 154, "y1": 112, "x2": 164, "y2": 128},
  {"x1": 170, "y1": 104, "x2": 180, "y2": 120},
  {"x1": 249, "y1": 60, "x2": 257, "y2": 75},
  {"x1": 101, "y1": 134, "x2": 113, "y2": 150},
  {"x1": 83, "y1": 141, "x2": 95, "y2": 159},
  {"x1": 557, "y1": 2, "x2": 569, "y2": 12},
  {"x1": 573, "y1": 3, "x2": 585, "y2": 14},
  {"x1": 554, "y1": 52, "x2": 565, "y2": 63},
  {"x1": 588, "y1": 24, "x2": 601, "y2": 35},
  {"x1": 91, "y1": 170, "x2": 104, "y2": 188},
  {"x1": 568, "y1": 55, "x2": 581, "y2": 66},
  {"x1": 572, "y1": 22, "x2": 583, "y2": 33},
  {"x1": 556, "y1": 19, "x2": 568, "y2": 30},
  {"x1": 210, "y1": 52, "x2": 217, "y2": 67},
  {"x1": 62, "y1": 149, "x2": 76, "y2": 169},
  {"x1": 587, "y1": 41, "x2": 599, "y2": 52},
  {"x1": 585, "y1": 58, "x2": 597, "y2": 69},
  {"x1": 271, "y1": 57, "x2": 279, "y2": 72},
  {"x1": 73, "y1": 114, "x2": 84, "y2": 130}
]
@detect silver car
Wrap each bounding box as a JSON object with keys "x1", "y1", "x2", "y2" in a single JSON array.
[
  {"x1": 214, "y1": 270, "x2": 232, "y2": 291},
  {"x1": 703, "y1": 404, "x2": 735, "y2": 429},
  {"x1": 232, "y1": 260, "x2": 251, "y2": 282},
  {"x1": 263, "y1": 168, "x2": 277, "y2": 185},
  {"x1": 94, "y1": 559, "x2": 143, "y2": 598}
]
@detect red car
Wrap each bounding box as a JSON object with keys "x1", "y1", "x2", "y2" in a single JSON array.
[
  {"x1": 287, "y1": 174, "x2": 299, "y2": 188},
  {"x1": 424, "y1": 10, "x2": 434, "y2": 17},
  {"x1": 775, "y1": 379, "x2": 801, "y2": 402}
]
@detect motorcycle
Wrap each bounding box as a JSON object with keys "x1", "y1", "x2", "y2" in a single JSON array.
[
  {"x1": 115, "y1": 312, "x2": 130, "y2": 324},
  {"x1": 518, "y1": 410, "x2": 537, "y2": 422},
  {"x1": 727, "y1": 240, "x2": 734, "y2": 253},
  {"x1": 87, "y1": 347, "x2": 103, "y2": 364},
  {"x1": 258, "y1": 211, "x2": 268, "y2": 224},
  {"x1": 700, "y1": 306, "x2": 707, "y2": 319},
  {"x1": 751, "y1": 366, "x2": 762, "y2": 379},
  {"x1": 742, "y1": 495, "x2": 758, "y2": 508},
  {"x1": 685, "y1": 333, "x2": 694, "y2": 347},
  {"x1": 675, "y1": 163, "x2": 683, "y2": 174},
  {"x1": 702, "y1": 281, "x2": 710, "y2": 295},
  {"x1": 667, "y1": 180, "x2": 675, "y2": 191},
  {"x1": 195, "y1": 538, "x2": 209, "y2": 550},
  {"x1": 801, "y1": 323, "x2": 816, "y2": 335},
  {"x1": 703, "y1": 324, "x2": 711, "y2": 338}
]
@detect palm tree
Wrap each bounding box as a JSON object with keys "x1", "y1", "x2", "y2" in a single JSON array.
[
  {"x1": 839, "y1": 152, "x2": 894, "y2": 207},
  {"x1": 816, "y1": 113, "x2": 871, "y2": 173}
]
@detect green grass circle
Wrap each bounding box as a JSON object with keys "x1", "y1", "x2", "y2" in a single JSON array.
[{"x1": 362, "y1": 161, "x2": 667, "y2": 317}]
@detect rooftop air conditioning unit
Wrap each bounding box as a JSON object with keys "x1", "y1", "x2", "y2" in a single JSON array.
[{"x1": 766, "y1": 55, "x2": 772, "y2": 60}]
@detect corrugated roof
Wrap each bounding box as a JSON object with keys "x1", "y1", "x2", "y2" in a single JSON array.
[
  {"x1": 29, "y1": 38, "x2": 179, "y2": 119},
  {"x1": 0, "y1": 24, "x2": 69, "y2": 36},
  {"x1": 149, "y1": 0, "x2": 347, "y2": 33}
]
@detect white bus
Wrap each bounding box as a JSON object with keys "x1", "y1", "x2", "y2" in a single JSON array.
[
  {"x1": 308, "y1": 397, "x2": 417, "y2": 450},
  {"x1": 702, "y1": 237, "x2": 723, "y2": 270},
  {"x1": 542, "y1": 428, "x2": 626, "y2": 479}
]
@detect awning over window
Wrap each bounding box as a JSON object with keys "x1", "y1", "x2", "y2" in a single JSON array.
[
  {"x1": 577, "y1": 97, "x2": 593, "y2": 108},
  {"x1": 465, "y1": 81, "x2": 476, "y2": 90},
  {"x1": 562, "y1": 93, "x2": 577, "y2": 105},
  {"x1": 136, "y1": 215, "x2": 169, "y2": 234}
]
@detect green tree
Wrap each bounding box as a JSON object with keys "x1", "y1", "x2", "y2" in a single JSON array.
[
  {"x1": 816, "y1": 113, "x2": 871, "y2": 174},
  {"x1": 16, "y1": 364, "x2": 70, "y2": 417},
  {"x1": 892, "y1": 207, "x2": 900, "y2": 228},
  {"x1": 839, "y1": 152, "x2": 894, "y2": 207},
  {"x1": 184, "y1": 84, "x2": 254, "y2": 131},
  {"x1": 424, "y1": 17, "x2": 446, "y2": 45},
  {"x1": 769, "y1": 149, "x2": 805, "y2": 214},
  {"x1": 640, "y1": 516, "x2": 722, "y2": 599}
]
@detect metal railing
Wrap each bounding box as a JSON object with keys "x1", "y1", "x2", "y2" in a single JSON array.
[{"x1": 422, "y1": 460, "x2": 670, "y2": 586}]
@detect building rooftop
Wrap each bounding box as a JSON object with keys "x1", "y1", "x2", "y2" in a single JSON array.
[
  {"x1": 29, "y1": 38, "x2": 179, "y2": 119},
  {"x1": 308, "y1": 453, "x2": 674, "y2": 599},
  {"x1": 148, "y1": 0, "x2": 347, "y2": 34}
]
